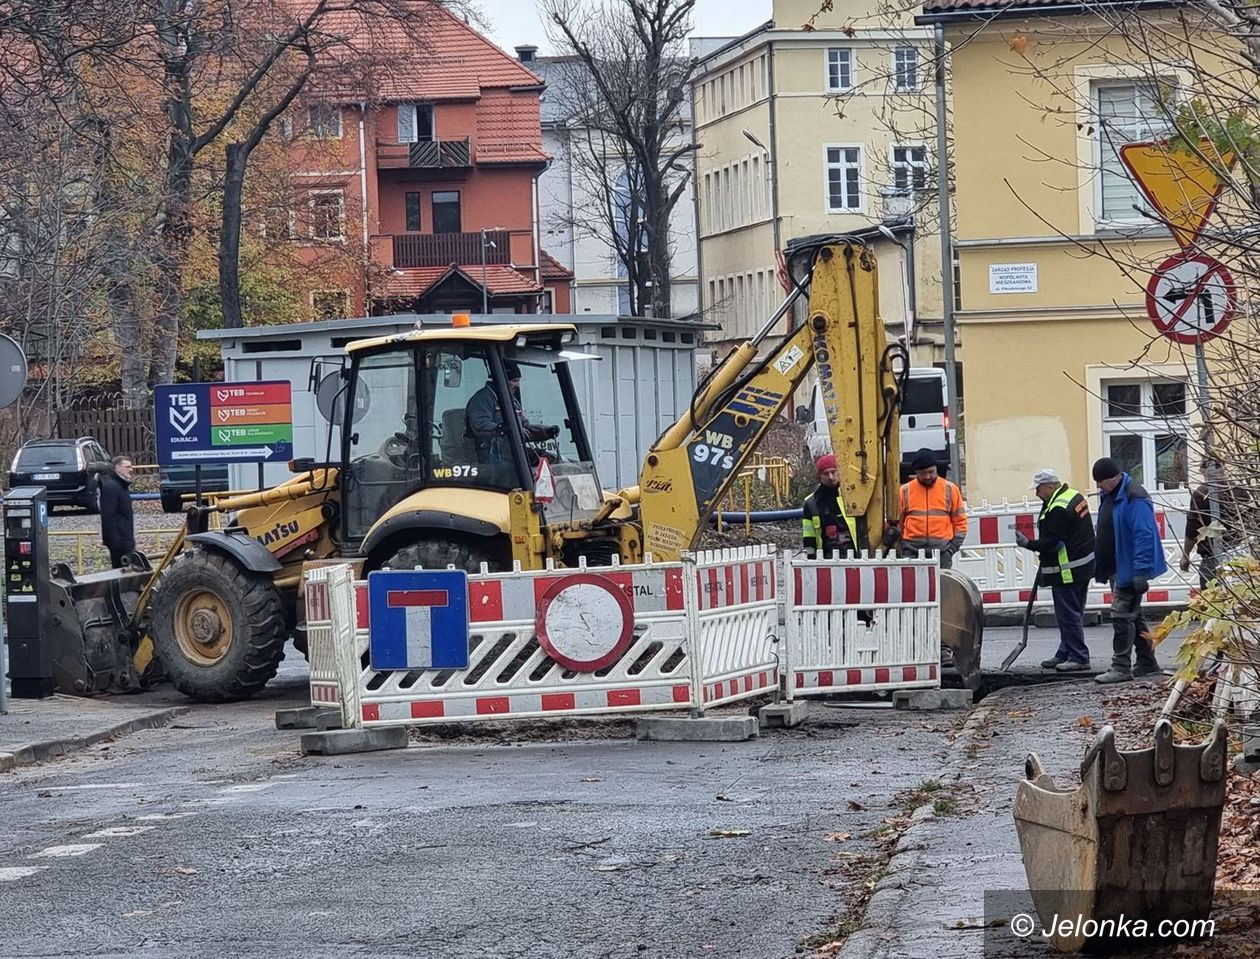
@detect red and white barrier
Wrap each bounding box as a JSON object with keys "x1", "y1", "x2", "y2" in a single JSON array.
[
  {"x1": 784, "y1": 552, "x2": 941, "y2": 698},
  {"x1": 687, "y1": 547, "x2": 780, "y2": 708}
]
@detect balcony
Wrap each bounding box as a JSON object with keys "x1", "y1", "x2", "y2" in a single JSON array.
[
  {"x1": 377, "y1": 137, "x2": 472, "y2": 170},
  {"x1": 390, "y1": 231, "x2": 511, "y2": 269}
]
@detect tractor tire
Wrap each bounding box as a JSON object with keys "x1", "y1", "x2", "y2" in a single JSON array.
[
  {"x1": 378, "y1": 536, "x2": 508, "y2": 575},
  {"x1": 149, "y1": 548, "x2": 288, "y2": 702}
]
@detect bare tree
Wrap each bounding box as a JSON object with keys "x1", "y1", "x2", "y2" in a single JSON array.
[{"x1": 545, "y1": 0, "x2": 698, "y2": 318}]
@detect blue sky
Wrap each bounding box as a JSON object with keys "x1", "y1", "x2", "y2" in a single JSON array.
[{"x1": 479, "y1": 0, "x2": 772, "y2": 56}]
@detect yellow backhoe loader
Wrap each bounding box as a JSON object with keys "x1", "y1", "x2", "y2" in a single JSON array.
[{"x1": 48, "y1": 234, "x2": 983, "y2": 701}]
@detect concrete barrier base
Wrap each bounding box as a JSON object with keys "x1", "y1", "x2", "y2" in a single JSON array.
[
  {"x1": 300, "y1": 727, "x2": 408, "y2": 756},
  {"x1": 892, "y1": 688, "x2": 973, "y2": 711},
  {"x1": 636, "y1": 715, "x2": 759, "y2": 742},
  {"x1": 758, "y1": 701, "x2": 808, "y2": 728},
  {"x1": 275, "y1": 706, "x2": 341, "y2": 730}
]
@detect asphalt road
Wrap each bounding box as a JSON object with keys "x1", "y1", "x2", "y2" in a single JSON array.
[{"x1": 0, "y1": 622, "x2": 1184, "y2": 959}]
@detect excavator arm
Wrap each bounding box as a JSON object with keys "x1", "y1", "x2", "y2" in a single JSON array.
[{"x1": 638, "y1": 239, "x2": 905, "y2": 561}]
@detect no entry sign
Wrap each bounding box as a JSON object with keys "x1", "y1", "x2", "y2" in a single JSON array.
[{"x1": 1144, "y1": 252, "x2": 1236, "y2": 345}]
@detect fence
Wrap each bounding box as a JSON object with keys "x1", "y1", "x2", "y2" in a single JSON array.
[
  {"x1": 50, "y1": 527, "x2": 182, "y2": 575},
  {"x1": 56, "y1": 406, "x2": 154, "y2": 463},
  {"x1": 307, "y1": 544, "x2": 942, "y2": 733},
  {"x1": 783, "y1": 552, "x2": 941, "y2": 698}
]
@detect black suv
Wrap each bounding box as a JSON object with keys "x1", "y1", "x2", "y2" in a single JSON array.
[{"x1": 9, "y1": 437, "x2": 112, "y2": 512}]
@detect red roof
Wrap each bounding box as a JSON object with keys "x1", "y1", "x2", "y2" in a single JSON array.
[
  {"x1": 382, "y1": 263, "x2": 542, "y2": 299},
  {"x1": 309, "y1": 2, "x2": 543, "y2": 102},
  {"x1": 540, "y1": 250, "x2": 574, "y2": 281},
  {"x1": 476, "y1": 90, "x2": 550, "y2": 164}
]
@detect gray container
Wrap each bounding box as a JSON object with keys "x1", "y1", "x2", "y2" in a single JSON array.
[{"x1": 199, "y1": 314, "x2": 703, "y2": 492}]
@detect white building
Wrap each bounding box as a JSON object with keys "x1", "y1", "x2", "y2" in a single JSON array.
[{"x1": 528, "y1": 50, "x2": 700, "y2": 319}]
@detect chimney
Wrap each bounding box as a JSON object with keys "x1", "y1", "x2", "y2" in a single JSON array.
[{"x1": 515, "y1": 45, "x2": 538, "y2": 65}]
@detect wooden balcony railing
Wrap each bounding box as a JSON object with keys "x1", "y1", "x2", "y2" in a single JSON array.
[
  {"x1": 391, "y1": 230, "x2": 511, "y2": 269},
  {"x1": 376, "y1": 137, "x2": 472, "y2": 170}
]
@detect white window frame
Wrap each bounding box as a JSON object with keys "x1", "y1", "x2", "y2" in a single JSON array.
[
  {"x1": 823, "y1": 144, "x2": 864, "y2": 214},
  {"x1": 307, "y1": 104, "x2": 342, "y2": 139},
  {"x1": 826, "y1": 48, "x2": 854, "y2": 92},
  {"x1": 1091, "y1": 80, "x2": 1172, "y2": 228},
  {"x1": 1100, "y1": 377, "x2": 1191, "y2": 490},
  {"x1": 893, "y1": 46, "x2": 919, "y2": 91},
  {"x1": 309, "y1": 191, "x2": 345, "y2": 242},
  {"x1": 890, "y1": 144, "x2": 928, "y2": 195}
]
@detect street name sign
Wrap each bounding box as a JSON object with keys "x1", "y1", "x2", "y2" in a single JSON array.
[
  {"x1": 1144, "y1": 252, "x2": 1236, "y2": 345},
  {"x1": 155, "y1": 380, "x2": 294, "y2": 465},
  {"x1": 1119, "y1": 138, "x2": 1235, "y2": 249}
]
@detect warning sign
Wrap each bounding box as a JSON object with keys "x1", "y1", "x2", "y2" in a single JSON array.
[{"x1": 1119, "y1": 139, "x2": 1235, "y2": 250}]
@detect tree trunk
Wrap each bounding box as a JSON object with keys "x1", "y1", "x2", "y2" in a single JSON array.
[{"x1": 220, "y1": 142, "x2": 248, "y2": 329}]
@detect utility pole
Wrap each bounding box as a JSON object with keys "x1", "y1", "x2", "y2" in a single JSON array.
[{"x1": 934, "y1": 24, "x2": 962, "y2": 485}]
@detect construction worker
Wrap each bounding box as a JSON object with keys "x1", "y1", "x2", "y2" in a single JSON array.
[
  {"x1": 1015, "y1": 468, "x2": 1095, "y2": 672},
  {"x1": 466, "y1": 362, "x2": 558, "y2": 471},
  {"x1": 802, "y1": 453, "x2": 858, "y2": 559},
  {"x1": 892, "y1": 450, "x2": 968, "y2": 568}
]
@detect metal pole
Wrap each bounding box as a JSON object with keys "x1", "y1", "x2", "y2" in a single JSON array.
[
  {"x1": 481, "y1": 228, "x2": 489, "y2": 315},
  {"x1": 192, "y1": 356, "x2": 203, "y2": 507},
  {"x1": 935, "y1": 24, "x2": 962, "y2": 484},
  {"x1": 1194, "y1": 341, "x2": 1222, "y2": 582}
]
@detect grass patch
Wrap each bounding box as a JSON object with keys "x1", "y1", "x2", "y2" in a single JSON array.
[{"x1": 932, "y1": 797, "x2": 959, "y2": 817}]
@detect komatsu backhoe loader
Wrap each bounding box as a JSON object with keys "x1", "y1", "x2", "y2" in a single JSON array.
[{"x1": 48, "y1": 234, "x2": 983, "y2": 701}]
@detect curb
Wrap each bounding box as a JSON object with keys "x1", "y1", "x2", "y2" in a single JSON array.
[
  {"x1": 834, "y1": 688, "x2": 1018, "y2": 959},
  {"x1": 0, "y1": 706, "x2": 188, "y2": 773}
]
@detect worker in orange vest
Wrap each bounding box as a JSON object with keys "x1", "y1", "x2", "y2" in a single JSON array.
[{"x1": 891, "y1": 451, "x2": 969, "y2": 568}]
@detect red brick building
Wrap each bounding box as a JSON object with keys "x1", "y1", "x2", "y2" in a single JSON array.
[{"x1": 287, "y1": 4, "x2": 573, "y2": 318}]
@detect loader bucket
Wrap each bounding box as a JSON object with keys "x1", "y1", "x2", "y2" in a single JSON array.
[
  {"x1": 940, "y1": 568, "x2": 984, "y2": 692},
  {"x1": 1013, "y1": 719, "x2": 1228, "y2": 952},
  {"x1": 47, "y1": 559, "x2": 155, "y2": 695}
]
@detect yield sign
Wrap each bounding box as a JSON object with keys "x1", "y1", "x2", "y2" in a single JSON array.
[
  {"x1": 1120, "y1": 139, "x2": 1235, "y2": 249},
  {"x1": 1144, "y1": 252, "x2": 1236, "y2": 345}
]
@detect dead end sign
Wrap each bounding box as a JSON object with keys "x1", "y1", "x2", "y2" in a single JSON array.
[{"x1": 1144, "y1": 252, "x2": 1236, "y2": 345}]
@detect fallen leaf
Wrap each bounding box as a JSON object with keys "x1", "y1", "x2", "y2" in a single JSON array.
[
  {"x1": 847, "y1": 799, "x2": 866, "y2": 811},
  {"x1": 1077, "y1": 716, "x2": 1097, "y2": 729},
  {"x1": 1008, "y1": 708, "x2": 1034, "y2": 718},
  {"x1": 1009, "y1": 33, "x2": 1029, "y2": 55},
  {"x1": 825, "y1": 832, "x2": 852, "y2": 842},
  {"x1": 707, "y1": 829, "x2": 750, "y2": 839},
  {"x1": 160, "y1": 865, "x2": 198, "y2": 877}
]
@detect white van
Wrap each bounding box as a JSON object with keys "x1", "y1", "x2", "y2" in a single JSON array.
[{"x1": 803, "y1": 367, "x2": 953, "y2": 478}]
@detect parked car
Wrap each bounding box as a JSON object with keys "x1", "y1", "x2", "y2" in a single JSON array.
[
  {"x1": 159, "y1": 463, "x2": 231, "y2": 513},
  {"x1": 8, "y1": 437, "x2": 112, "y2": 512},
  {"x1": 804, "y1": 367, "x2": 954, "y2": 480}
]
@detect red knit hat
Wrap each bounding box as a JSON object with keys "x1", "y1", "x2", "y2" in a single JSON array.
[{"x1": 816, "y1": 453, "x2": 837, "y2": 475}]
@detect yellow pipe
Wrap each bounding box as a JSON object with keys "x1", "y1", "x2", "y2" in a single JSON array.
[{"x1": 212, "y1": 470, "x2": 334, "y2": 512}]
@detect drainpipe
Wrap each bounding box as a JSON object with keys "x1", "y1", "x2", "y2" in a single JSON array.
[
  {"x1": 358, "y1": 102, "x2": 370, "y2": 310},
  {"x1": 689, "y1": 80, "x2": 704, "y2": 325},
  {"x1": 532, "y1": 174, "x2": 542, "y2": 314},
  {"x1": 934, "y1": 24, "x2": 961, "y2": 484}
]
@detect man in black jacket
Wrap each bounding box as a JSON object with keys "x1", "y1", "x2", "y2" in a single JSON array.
[
  {"x1": 100, "y1": 455, "x2": 135, "y2": 568},
  {"x1": 802, "y1": 454, "x2": 858, "y2": 559},
  {"x1": 1015, "y1": 468, "x2": 1095, "y2": 671}
]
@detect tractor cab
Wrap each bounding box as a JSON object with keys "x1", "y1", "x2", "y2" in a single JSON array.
[{"x1": 338, "y1": 322, "x2": 604, "y2": 554}]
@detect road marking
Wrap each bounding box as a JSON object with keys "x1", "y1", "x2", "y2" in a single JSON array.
[
  {"x1": 41, "y1": 782, "x2": 144, "y2": 791},
  {"x1": 135, "y1": 812, "x2": 198, "y2": 822},
  {"x1": 82, "y1": 826, "x2": 155, "y2": 839},
  {"x1": 29, "y1": 844, "x2": 101, "y2": 859},
  {"x1": 220, "y1": 783, "x2": 272, "y2": 793},
  {"x1": 0, "y1": 866, "x2": 47, "y2": 881}
]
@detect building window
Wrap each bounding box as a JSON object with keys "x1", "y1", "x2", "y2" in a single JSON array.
[
  {"x1": 893, "y1": 46, "x2": 919, "y2": 91},
  {"x1": 432, "y1": 191, "x2": 461, "y2": 234},
  {"x1": 1101, "y1": 379, "x2": 1189, "y2": 489},
  {"x1": 825, "y1": 146, "x2": 862, "y2": 212},
  {"x1": 405, "y1": 192, "x2": 421, "y2": 232},
  {"x1": 826, "y1": 48, "x2": 853, "y2": 91},
  {"x1": 312, "y1": 290, "x2": 349, "y2": 320},
  {"x1": 891, "y1": 145, "x2": 928, "y2": 194},
  {"x1": 1096, "y1": 82, "x2": 1169, "y2": 224},
  {"x1": 307, "y1": 104, "x2": 342, "y2": 139},
  {"x1": 310, "y1": 192, "x2": 345, "y2": 241},
  {"x1": 397, "y1": 102, "x2": 433, "y2": 143}
]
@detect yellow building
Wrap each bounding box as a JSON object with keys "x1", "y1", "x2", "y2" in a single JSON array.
[
  {"x1": 692, "y1": 0, "x2": 948, "y2": 367},
  {"x1": 919, "y1": 0, "x2": 1210, "y2": 502}
]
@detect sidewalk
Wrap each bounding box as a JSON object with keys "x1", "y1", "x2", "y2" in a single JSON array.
[
  {"x1": 0, "y1": 688, "x2": 184, "y2": 771},
  {"x1": 838, "y1": 679, "x2": 1173, "y2": 959}
]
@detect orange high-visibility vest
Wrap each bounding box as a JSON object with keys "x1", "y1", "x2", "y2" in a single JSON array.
[{"x1": 899, "y1": 479, "x2": 969, "y2": 549}]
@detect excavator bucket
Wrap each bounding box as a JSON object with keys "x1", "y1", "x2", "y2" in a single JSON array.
[
  {"x1": 940, "y1": 568, "x2": 984, "y2": 692},
  {"x1": 1013, "y1": 719, "x2": 1228, "y2": 952},
  {"x1": 47, "y1": 559, "x2": 155, "y2": 695}
]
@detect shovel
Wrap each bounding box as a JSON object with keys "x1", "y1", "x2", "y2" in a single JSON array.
[{"x1": 1001, "y1": 571, "x2": 1040, "y2": 671}]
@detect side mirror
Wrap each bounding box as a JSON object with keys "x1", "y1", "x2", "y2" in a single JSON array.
[
  {"x1": 441, "y1": 355, "x2": 463, "y2": 389},
  {"x1": 795, "y1": 406, "x2": 810, "y2": 423}
]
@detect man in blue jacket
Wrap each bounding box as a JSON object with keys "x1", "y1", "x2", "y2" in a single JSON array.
[{"x1": 1091, "y1": 457, "x2": 1167, "y2": 684}]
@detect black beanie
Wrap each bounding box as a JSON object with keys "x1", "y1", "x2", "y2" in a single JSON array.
[
  {"x1": 1092, "y1": 457, "x2": 1121, "y2": 482},
  {"x1": 910, "y1": 450, "x2": 937, "y2": 471}
]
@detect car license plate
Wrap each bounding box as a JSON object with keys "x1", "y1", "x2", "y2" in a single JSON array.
[{"x1": 33, "y1": 473, "x2": 60, "y2": 481}]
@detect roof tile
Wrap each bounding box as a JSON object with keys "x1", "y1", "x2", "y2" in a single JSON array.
[{"x1": 383, "y1": 263, "x2": 542, "y2": 298}]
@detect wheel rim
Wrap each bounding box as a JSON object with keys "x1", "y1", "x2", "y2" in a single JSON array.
[{"x1": 173, "y1": 588, "x2": 234, "y2": 666}]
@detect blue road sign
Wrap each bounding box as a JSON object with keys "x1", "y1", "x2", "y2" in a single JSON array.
[
  {"x1": 368, "y1": 570, "x2": 470, "y2": 671},
  {"x1": 155, "y1": 381, "x2": 294, "y2": 466}
]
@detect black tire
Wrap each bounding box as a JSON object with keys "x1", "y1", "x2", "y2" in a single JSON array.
[
  {"x1": 149, "y1": 548, "x2": 288, "y2": 702},
  {"x1": 81, "y1": 484, "x2": 101, "y2": 514},
  {"x1": 376, "y1": 535, "x2": 509, "y2": 575}
]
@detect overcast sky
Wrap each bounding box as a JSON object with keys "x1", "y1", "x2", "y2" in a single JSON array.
[{"x1": 479, "y1": 0, "x2": 772, "y2": 56}]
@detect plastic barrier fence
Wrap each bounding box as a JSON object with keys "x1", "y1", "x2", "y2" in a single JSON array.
[{"x1": 783, "y1": 552, "x2": 941, "y2": 698}]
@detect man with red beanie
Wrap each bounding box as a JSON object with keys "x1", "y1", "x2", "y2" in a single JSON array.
[{"x1": 803, "y1": 453, "x2": 859, "y2": 559}]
